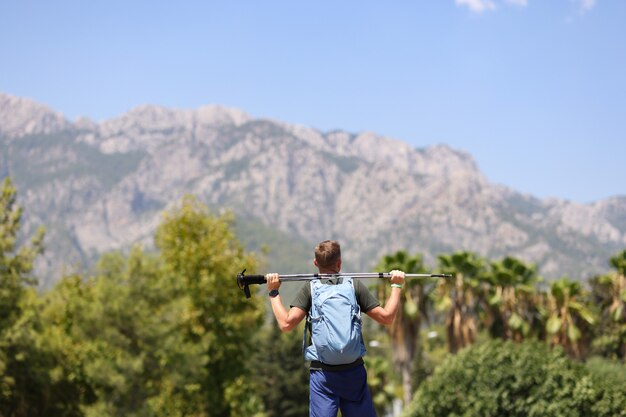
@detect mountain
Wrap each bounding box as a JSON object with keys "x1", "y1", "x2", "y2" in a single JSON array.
[{"x1": 1, "y1": 92, "x2": 625, "y2": 287}]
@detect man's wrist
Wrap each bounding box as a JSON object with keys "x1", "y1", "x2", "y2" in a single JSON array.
[
  {"x1": 391, "y1": 283, "x2": 403, "y2": 289},
  {"x1": 269, "y1": 289, "x2": 280, "y2": 298}
]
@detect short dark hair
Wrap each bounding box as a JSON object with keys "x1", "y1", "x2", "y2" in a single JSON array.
[{"x1": 315, "y1": 240, "x2": 341, "y2": 268}]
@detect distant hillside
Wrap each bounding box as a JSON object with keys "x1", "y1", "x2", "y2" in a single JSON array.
[{"x1": 1, "y1": 92, "x2": 625, "y2": 287}]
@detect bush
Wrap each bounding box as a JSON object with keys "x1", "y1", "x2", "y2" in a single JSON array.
[
  {"x1": 402, "y1": 340, "x2": 626, "y2": 417},
  {"x1": 585, "y1": 356, "x2": 626, "y2": 386}
]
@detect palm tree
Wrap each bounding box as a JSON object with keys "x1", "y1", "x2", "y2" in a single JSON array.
[
  {"x1": 487, "y1": 256, "x2": 540, "y2": 342},
  {"x1": 589, "y1": 250, "x2": 626, "y2": 360},
  {"x1": 434, "y1": 252, "x2": 487, "y2": 354},
  {"x1": 545, "y1": 277, "x2": 595, "y2": 359},
  {"x1": 374, "y1": 250, "x2": 429, "y2": 406}
]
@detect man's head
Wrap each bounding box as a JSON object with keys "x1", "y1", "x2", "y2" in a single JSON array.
[{"x1": 314, "y1": 240, "x2": 341, "y2": 272}]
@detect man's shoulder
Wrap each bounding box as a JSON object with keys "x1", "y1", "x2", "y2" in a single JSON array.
[
  {"x1": 294, "y1": 281, "x2": 311, "y2": 297},
  {"x1": 290, "y1": 282, "x2": 311, "y2": 311},
  {"x1": 351, "y1": 278, "x2": 379, "y2": 313},
  {"x1": 352, "y1": 277, "x2": 373, "y2": 292}
]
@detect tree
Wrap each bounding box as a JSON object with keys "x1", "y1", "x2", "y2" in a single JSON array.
[
  {"x1": 374, "y1": 250, "x2": 429, "y2": 405},
  {"x1": 364, "y1": 351, "x2": 401, "y2": 417},
  {"x1": 402, "y1": 339, "x2": 626, "y2": 417},
  {"x1": 487, "y1": 256, "x2": 541, "y2": 342},
  {"x1": 39, "y1": 247, "x2": 209, "y2": 417},
  {"x1": 0, "y1": 177, "x2": 44, "y2": 332},
  {"x1": 240, "y1": 323, "x2": 309, "y2": 417},
  {"x1": 154, "y1": 195, "x2": 264, "y2": 416},
  {"x1": 590, "y1": 249, "x2": 626, "y2": 360},
  {"x1": 37, "y1": 195, "x2": 265, "y2": 417},
  {"x1": 0, "y1": 177, "x2": 48, "y2": 417},
  {"x1": 545, "y1": 277, "x2": 595, "y2": 359},
  {"x1": 434, "y1": 252, "x2": 487, "y2": 354}
]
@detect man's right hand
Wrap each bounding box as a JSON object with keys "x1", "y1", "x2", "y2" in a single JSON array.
[
  {"x1": 390, "y1": 270, "x2": 405, "y2": 286},
  {"x1": 265, "y1": 273, "x2": 281, "y2": 291}
]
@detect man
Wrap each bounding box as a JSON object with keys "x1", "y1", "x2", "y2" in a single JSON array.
[{"x1": 266, "y1": 240, "x2": 405, "y2": 417}]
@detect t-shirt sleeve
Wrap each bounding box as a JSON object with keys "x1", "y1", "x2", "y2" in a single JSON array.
[
  {"x1": 355, "y1": 279, "x2": 380, "y2": 313},
  {"x1": 290, "y1": 282, "x2": 311, "y2": 313}
]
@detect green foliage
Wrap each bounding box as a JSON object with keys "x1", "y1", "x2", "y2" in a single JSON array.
[
  {"x1": 374, "y1": 250, "x2": 429, "y2": 322},
  {"x1": 0, "y1": 177, "x2": 49, "y2": 416},
  {"x1": 364, "y1": 339, "x2": 403, "y2": 417},
  {"x1": 242, "y1": 324, "x2": 309, "y2": 417},
  {"x1": 3, "y1": 193, "x2": 265, "y2": 417},
  {"x1": 585, "y1": 356, "x2": 626, "y2": 386},
  {"x1": 403, "y1": 339, "x2": 626, "y2": 417},
  {"x1": 545, "y1": 277, "x2": 596, "y2": 358},
  {"x1": 374, "y1": 250, "x2": 429, "y2": 406},
  {"x1": 590, "y1": 250, "x2": 626, "y2": 360},
  {"x1": 434, "y1": 252, "x2": 487, "y2": 353},
  {"x1": 609, "y1": 250, "x2": 626, "y2": 276},
  {"x1": 0, "y1": 177, "x2": 44, "y2": 330},
  {"x1": 0, "y1": 288, "x2": 85, "y2": 417},
  {"x1": 414, "y1": 326, "x2": 451, "y2": 387},
  {"x1": 224, "y1": 376, "x2": 267, "y2": 417},
  {"x1": 40, "y1": 248, "x2": 209, "y2": 417},
  {"x1": 487, "y1": 256, "x2": 541, "y2": 341},
  {"x1": 155, "y1": 195, "x2": 264, "y2": 416}
]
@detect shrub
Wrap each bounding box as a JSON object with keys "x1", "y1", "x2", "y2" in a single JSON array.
[{"x1": 402, "y1": 340, "x2": 626, "y2": 417}]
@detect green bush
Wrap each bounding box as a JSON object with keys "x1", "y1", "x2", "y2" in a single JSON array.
[
  {"x1": 402, "y1": 340, "x2": 626, "y2": 417},
  {"x1": 585, "y1": 356, "x2": 626, "y2": 386}
]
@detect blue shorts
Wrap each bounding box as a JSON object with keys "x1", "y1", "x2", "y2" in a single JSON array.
[{"x1": 309, "y1": 364, "x2": 377, "y2": 417}]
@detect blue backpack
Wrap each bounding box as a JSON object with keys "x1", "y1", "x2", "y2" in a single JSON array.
[{"x1": 303, "y1": 277, "x2": 367, "y2": 365}]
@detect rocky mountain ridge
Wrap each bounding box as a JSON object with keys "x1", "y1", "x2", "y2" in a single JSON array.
[{"x1": 1, "y1": 92, "x2": 625, "y2": 287}]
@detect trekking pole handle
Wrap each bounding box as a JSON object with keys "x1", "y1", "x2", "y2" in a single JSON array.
[{"x1": 237, "y1": 269, "x2": 266, "y2": 298}]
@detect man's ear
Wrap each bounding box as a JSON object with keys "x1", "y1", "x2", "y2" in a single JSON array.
[
  {"x1": 313, "y1": 259, "x2": 318, "y2": 267},
  {"x1": 336, "y1": 258, "x2": 342, "y2": 271}
]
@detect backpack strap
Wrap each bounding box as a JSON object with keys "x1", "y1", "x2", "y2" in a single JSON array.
[
  {"x1": 302, "y1": 279, "x2": 316, "y2": 355},
  {"x1": 347, "y1": 277, "x2": 361, "y2": 318}
]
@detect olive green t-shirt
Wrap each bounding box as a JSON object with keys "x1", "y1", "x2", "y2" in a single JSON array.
[{"x1": 290, "y1": 277, "x2": 380, "y2": 314}]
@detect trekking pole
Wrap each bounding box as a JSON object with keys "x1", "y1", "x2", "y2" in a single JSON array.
[{"x1": 236, "y1": 269, "x2": 453, "y2": 298}]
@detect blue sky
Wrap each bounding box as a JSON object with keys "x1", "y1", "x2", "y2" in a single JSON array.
[{"x1": 1, "y1": 0, "x2": 624, "y2": 203}]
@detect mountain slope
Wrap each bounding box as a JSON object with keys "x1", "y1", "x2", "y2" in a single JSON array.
[{"x1": 1, "y1": 92, "x2": 624, "y2": 286}]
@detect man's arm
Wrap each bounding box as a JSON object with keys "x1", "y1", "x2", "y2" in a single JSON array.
[
  {"x1": 366, "y1": 270, "x2": 405, "y2": 326},
  {"x1": 266, "y1": 273, "x2": 307, "y2": 332}
]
